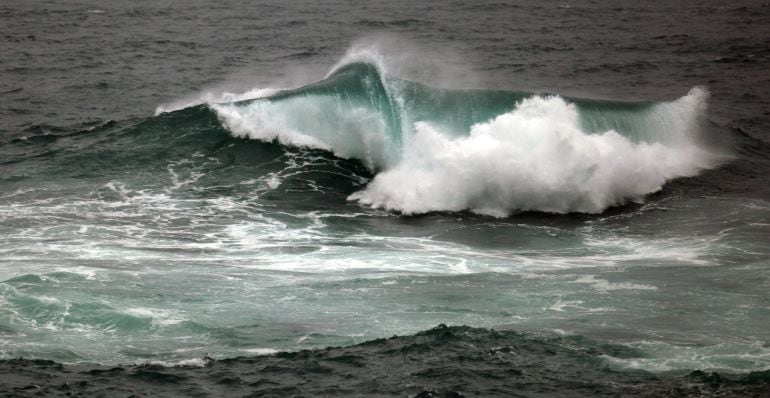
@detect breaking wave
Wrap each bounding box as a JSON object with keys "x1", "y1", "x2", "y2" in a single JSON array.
[{"x1": 196, "y1": 54, "x2": 726, "y2": 215}]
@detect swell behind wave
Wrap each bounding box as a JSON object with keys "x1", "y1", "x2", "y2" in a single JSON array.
[{"x1": 1, "y1": 325, "x2": 767, "y2": 397}]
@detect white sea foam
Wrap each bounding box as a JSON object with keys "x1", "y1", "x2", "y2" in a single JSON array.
[
  {"x1": 240, "y1": 347, "x2": 279, "y2": 355},
  {"x1": 573, "y1": 275, "x2": 658, "y2": 291},
  {"x1": 124, "y1": 307, "x2": 185, "y2": 327},
  {"x1": 147, "y1": 357, "x2": 211, "y2": 367},
  {"x1": 604, "y1": 340, "x2": 770, "y2": 373},
  {"x1": 351, "y1": 88, "x2": 723, "y2": 215}
]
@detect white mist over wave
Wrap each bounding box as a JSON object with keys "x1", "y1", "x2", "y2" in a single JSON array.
[
  {"x1": 155, "y1": 87, "x2": 281, "y2": 115},
  {"x1": 351, "y1": 87, "x2": 723, "y2": 215},
  {"x1": 325, "y1": 34, "x2": 483, "y2": 93}
]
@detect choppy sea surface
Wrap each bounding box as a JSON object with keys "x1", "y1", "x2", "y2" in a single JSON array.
[{"x1": 1, "y1": 1, "x2": 769, "y2": 396}]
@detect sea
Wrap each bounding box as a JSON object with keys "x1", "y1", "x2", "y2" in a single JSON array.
[{"x1": 1, "y1": 1, "x2": 769, "y2": 396}]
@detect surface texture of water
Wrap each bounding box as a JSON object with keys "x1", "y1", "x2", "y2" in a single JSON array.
[{"x1": 1, "y1": 1, "x2": 769, "y2": 395}]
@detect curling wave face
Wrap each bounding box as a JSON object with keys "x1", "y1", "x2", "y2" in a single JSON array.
[{"x1": 210, "y1": 62, "x2": 726, "y2": 215}]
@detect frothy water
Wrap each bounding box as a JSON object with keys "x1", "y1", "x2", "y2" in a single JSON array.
[
  {"x1": 1, "y1": 40, "x2": 768, "y2": 378},
  {"x1": 352, "y1": 89, "x2": 719, "y2": 215}
]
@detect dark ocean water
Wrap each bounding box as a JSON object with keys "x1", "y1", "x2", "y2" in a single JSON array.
[{"x1": 2, "y1": 1, "x2": 770, "y2": 396}]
